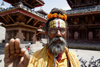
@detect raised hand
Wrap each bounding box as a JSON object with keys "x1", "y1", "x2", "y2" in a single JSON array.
[{"x1": 4, "y1": 38, "x2": 30, "y2": 67}]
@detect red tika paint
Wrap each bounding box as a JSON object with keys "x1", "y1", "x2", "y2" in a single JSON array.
[{"x1": 58, "y1": 21, "x2": 60, "y2": 28}]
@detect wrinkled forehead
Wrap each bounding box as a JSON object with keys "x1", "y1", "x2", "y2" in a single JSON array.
[{"x1": 49, "y1": 19, "x2": 66, "y2": 28}]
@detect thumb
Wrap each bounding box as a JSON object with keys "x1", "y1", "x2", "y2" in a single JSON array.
[{"x1": 21, "y1": 48, "x2": 30, "y2": 66}]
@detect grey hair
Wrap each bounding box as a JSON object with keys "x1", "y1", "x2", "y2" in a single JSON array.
[{"x1": 48, "y1": 37, "x2": 67, "y2": 57}]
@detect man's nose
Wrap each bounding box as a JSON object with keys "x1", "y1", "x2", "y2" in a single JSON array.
[{"x1": 56, "y1": 30, "x2": 61, "y2": 37}]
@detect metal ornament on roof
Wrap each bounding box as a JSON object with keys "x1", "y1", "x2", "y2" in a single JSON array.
[{"x1": 0, "y1": 1, "x2": 5, "y2": 9}]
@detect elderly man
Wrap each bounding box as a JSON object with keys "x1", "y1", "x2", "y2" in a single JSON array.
[{"x1": 4, "y1": 8, "x2": 80, "y2": 67}]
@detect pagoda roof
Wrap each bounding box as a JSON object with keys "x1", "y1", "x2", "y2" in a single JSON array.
[
  {"x1": 66, "y1": 0, "x2": 100, "y2": 9},
  {"x1": 36, "y1": 10, "x2": 48, "y2": 15},
  {"x1": 66, "y1": 5, "x2": 100, "y2": 16},
  {"x1": 0, "y1": 5, "x2": 47, "y2": 28},
  {"x1": 0, "y1": 5, "x2": 47, "y2": 21},
  {"x1": 3, "y1": 0, "x2": 45, "y2": 8}
]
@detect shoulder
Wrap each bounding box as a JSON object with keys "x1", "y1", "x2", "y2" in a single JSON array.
[
  {"x1": 68, "y1": 50, "x2": 78, "y2": 57},
  {"x1": 31, "y1": 49, "x2": 42, "y2": 57},
  {"x1": 29, "y1": 49, "x2": 42, "y2": 64},
  {"x1": 31, "y1": 46, "x2": 47, "y2": 58},
  {"x1": 67, "y1": 50, "x2": 80, "y2": 67},
  {"x1": 29, "y1": 46, "x2": 47, "y2": 62}
]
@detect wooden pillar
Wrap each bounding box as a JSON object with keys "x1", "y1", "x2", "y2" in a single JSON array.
[
  {"x1": 32, "y1": 32, "x2": 36, "y2": 43},
  {"x1": 67, "y1": 30, "x2": 71, "y2": 40},
  {"x1": 12, "y1": 31, "x2": 14, "y2": 38},
  {"x1": 5, "y1": 31, "x2": 9, "y2": 43},
  {"x1": 26, "y1": 32, "x2": 29, "y2": 41},
  {"x1": 96, "y1": 30, "x2": 100, "y2": 40}
]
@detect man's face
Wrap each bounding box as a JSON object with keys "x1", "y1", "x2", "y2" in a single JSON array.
[
  {"x1": 47, "y1": 19, "x2": 67, "y2": 56},
  {"x1": 48, "y1": 19, "x2": 67, "y2": 41}
]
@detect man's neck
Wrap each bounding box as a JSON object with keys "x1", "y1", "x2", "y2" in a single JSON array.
[{"x1": 56, "y1": 52, "x2": 64, "y2": 62}]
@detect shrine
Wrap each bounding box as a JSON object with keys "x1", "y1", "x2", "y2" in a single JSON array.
[
  {"x1": 66, "y1": 0, "x2": 100, "y2": 41},
  {"x1": 0, "y1": 0, "x2": 47, "y2": 43}
]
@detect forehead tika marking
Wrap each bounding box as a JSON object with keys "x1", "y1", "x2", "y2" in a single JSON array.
[
  {"x1": 58, "y1": 21, "x2": 60, "y2": 28},
  {"x1": 49, "y1": 19, "x2": 66, "y2": 28}
]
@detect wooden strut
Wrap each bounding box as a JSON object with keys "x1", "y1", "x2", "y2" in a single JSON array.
[
  {"x1": 31, "y1": 0, "x2": 35, "y2": 5},
  {"x1": 14, "y1": 0, "x2": 16, "y2": 3},
  {"x1": 1, "y1": 16, "x2": 9, "y2": 23},
  {"x1": 7, "y1": 14, "x2": 15, "y2": 23},
  {"x1": 26, "y1": 17, "x2": 33, "y2": 24},
  {"x1": 33, "y1": 20, "x2": 39, "y2": 26},
  {"x1": 21, "y1": 0, "x2": 33, "y2": 8}
]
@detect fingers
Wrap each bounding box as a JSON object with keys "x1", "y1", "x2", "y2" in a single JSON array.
[
  {"x1": 9, "y1": 38, "x2": 15, "y2": 54},
  {"x1": 23, "y1": 48, "x2": 30, "y2": 66},
  {"x1": 4, "y1": 43, "x2": 10, "y2": 58},
  {"x1": 15, "y1": 38, "x2": 21, "y2": 54},
  {"x1": 21, "y1": 48, "x2": 26, "y2": 54},
  {"x1": 9, "y1": 38, "x2": 21, "y2": 55}
]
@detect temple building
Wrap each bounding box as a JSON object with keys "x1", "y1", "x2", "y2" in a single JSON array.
[
  {"x1": 0, "y1": 0, "x2": 47, "y2": 43},
  {"x1": 66, "y1": 0, "x2": 100, "y2": 42},
  {"x1": 36, "y1": 7, "x2": 48, "y2": 41}
]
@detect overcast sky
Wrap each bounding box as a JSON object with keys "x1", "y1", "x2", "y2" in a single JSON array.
[{"x1": 0, "y1": 0, "x2": 71, "y2": 13}]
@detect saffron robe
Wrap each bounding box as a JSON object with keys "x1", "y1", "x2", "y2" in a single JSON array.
[{"x1": 27, "y1": 46, "x2": 80, "y2": 67}]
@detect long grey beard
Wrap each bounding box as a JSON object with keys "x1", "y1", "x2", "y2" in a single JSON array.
[{"x1": 48, "y1": 37, "x2": 67, "y2": 57}]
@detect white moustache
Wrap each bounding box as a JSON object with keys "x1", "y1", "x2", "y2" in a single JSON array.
[{"x1": 49, "y1": 37, "x2": 66, "y2": 46}]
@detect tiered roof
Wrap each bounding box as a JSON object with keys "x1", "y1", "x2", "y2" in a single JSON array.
[
  {"x1": 66, "y1": 5, "x2": 100, "y2": 15},
  {"x1": 67, "y1": 0, "x2": 100, "y2": 9},
  {"x1": 3, "y1": 0, "x2": 45, "y2": 8},
  {"x1": 0, "y1": 2, "x2": 47, "y2": 28}
]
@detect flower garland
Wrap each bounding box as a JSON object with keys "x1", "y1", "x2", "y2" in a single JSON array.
[{"x1": 47, "y1": 13, "x2": 67, "y2": 21}]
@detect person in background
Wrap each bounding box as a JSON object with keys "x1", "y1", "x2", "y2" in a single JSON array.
[{"x1": 4, "y1": 8, "x2": 80, "y2": 67}]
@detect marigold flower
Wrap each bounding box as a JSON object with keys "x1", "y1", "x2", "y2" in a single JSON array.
[
  {"x1": 63, "y1": 14, "x2": 67, "y2": 21},
  {"x1": 60, "y1": 15, "x2": 64, "y2": 19},
  {"x1": 47, "y1": 13, "x2": 52, "y2": 19},
  {"x1": 47, "y1": 13, "x2": 67, "y2": 21},
  {"x1": 58, "y1": 14, "x2": 61, "y2": 18},
  {"x1": 53, "y1": 13, "x2": 57, "y2": 18}
]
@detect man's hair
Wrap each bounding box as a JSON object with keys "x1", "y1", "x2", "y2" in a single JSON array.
[{"x1": 46, "y1": 8, "x2": 68, "y2": 32}]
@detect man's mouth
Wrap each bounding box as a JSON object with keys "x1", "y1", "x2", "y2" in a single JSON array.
[{"x1": 54, "y1": 39, "x2": 62, "y2": 43}]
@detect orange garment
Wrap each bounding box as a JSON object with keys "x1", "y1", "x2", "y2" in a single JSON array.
[
  {"x1": 27, "y1": 46, "x2": 80, "y2": 67},
  {"x1": 47, "y1": 49, "x2": 68, "y2": 67}
]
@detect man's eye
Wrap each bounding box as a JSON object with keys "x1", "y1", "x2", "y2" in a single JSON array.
[
  {"x1": 50, "y1": 28, "x2": 56, "y2": 34},
  {"x1": 51, "y1": 28, "x2": 56, "y2": 31},
  {"x1": 60, "y1": 29, "x2": 66, "y2": 32}
]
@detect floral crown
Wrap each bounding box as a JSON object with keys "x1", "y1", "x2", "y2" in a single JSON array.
[{"x1": 47, "y1": 13, "x2": 67, "y2": 21}]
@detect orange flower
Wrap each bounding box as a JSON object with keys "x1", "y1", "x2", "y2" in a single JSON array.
[
  {"x1": 53, "y1": 13, "x2": 57, "y2": 18},
  {"x1": 63, "y1": 14, "x2": 67, "y2": 21},
  {"x1": 58, "y1": 14, "x2": 61, "y2": 18},
  {"x1": 50, "y1": 14, "x2": 54, "y2": 18},
  {"x1": 60, "y1": 15, "x2": 64, "y2": 19},
  {"x1": 47, "y1": 13, "x2": 52, "y2": 19},
  {"x1": 47, "y1": 13, "x2": 67, "y2": 21}
]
